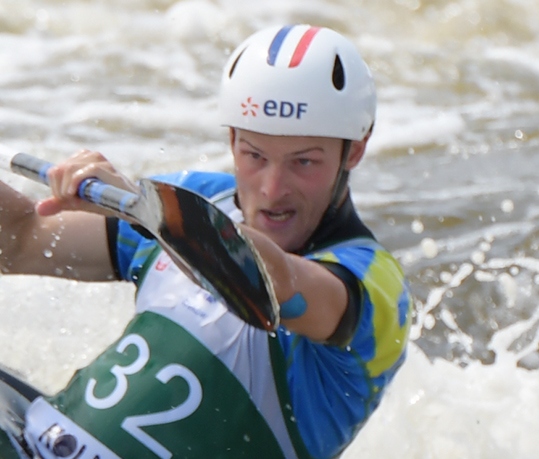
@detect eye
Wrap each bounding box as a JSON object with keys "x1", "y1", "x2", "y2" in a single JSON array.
[{"x1": 297, "y1": 158, "x2": 313, "y2": 166}]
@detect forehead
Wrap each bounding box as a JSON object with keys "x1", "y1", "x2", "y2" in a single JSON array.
[{"x1": 235, "y1": 129, "x2": 342, "y2": 154}]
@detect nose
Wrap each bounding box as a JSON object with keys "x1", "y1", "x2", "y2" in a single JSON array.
[{"x1": 260, "y1": 164, "x2": 290, "y2": 201}]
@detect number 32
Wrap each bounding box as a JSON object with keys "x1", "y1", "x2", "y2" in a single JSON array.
[{"x1": 84, "y1": 333, "x2": 202, "y2": 459}]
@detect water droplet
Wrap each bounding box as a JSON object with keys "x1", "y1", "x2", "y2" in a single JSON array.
[
  {"x1": 470, "y1": 250, "x2": 485, "y2": 265},
  {"x1": 501, "y1": 199, "x2": 514, "y2": 213},
  {"x1": 440, "y1": 271, "x2": 452, "y2": 283},
  {"x1": 421, "y1": 238, "x2": 438, "y2": 259},
  {"x1": 424, "y1": 314, "x2": 436, "y2": 330},
  {"x1": 479, "y1": 241, "x2": 491, "y2": 252},
  {"x1": 43, "y1": 249, "x2": 53, "y2": 258},
  {"x1": 411, "y1": 219, "x2": 424, "y2": 234}
]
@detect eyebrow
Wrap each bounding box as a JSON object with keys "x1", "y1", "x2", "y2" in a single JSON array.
[{"x1": 238, "y1": 138, "x2": 325, "y2": 156}]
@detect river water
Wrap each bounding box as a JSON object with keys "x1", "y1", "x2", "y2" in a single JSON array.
[{"x1": 0, "y1": 0, "x2": 538, "y2": 458}]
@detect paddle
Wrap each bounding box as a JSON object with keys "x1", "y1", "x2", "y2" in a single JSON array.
[{"x1": 0, "y1": 145, "x2": 279, "y2": 331}]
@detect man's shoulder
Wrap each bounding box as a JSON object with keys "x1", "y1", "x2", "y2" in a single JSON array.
[
  {"x1": 151, "y1": 170, "x2": 236, "y2": 199},
  {"x1": 308, "y1": 238, "x2": 391, "y2": 271}
]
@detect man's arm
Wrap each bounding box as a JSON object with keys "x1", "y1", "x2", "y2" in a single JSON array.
[
  {"x1": 240, "y1": 225, "x2": 349, "y2": 342},
  {"x1": 0, "y1": 181, "x2": 116, "y2": 281}
]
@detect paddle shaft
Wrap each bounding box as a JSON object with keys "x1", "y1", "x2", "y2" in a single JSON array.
[{"x1": 9, "y1": 152, "x2": 139, "y2": 218}]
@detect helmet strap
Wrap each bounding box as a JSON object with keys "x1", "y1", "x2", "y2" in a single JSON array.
[{"x1": 326, "y1": 139, "x2": 352, "y2": 218}]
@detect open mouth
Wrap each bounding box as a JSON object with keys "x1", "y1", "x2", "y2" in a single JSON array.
[{"x1": 262, "y1": 209, "x2": 295, "y2": 222}]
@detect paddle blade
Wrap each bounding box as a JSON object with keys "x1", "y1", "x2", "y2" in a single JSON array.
[{"x1": 140, "y1": 179, "x2": 280, "y2": 331}]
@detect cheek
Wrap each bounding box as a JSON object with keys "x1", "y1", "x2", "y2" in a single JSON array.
[{"x1": 305, "y1": 171, "x2": 335, "y2": 197}]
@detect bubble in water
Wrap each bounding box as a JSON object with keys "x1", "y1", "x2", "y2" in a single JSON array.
[
  {"x1": 411, "y1": 219, "x2": 424, "y2": 234},
  {"x1": 479, "y1": 241, "x2": 491, "y2": 252},
  {"x1": 470, "y1": 250, "x2": 485, "y2": 265},
  {"x1": 420, "y1": 238, "x2": 438, "y2": 258},
  {"x1": 498, "y1": 272, "x2": 517, "y2": 308},
  {"x1": 440, "y1": 271, "x2": 452, "y2": 284},
  {"x1": 424, "y1": 314, "x2": 436, "y2": 330},
  {"x1": 475, "y1": 270, "x2": 496, "y2": 282},
  {"x1": 501, "y1": 199, "x2": 514, "y2": 213}
]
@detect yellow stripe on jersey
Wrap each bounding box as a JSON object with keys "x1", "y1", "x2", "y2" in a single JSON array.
[{"x1": 362, "y1": 250, "x2": 411, "y2": 377}]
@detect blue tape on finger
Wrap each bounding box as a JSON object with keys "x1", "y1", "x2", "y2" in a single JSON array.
[{"x1": 280, "y1": 292, "x2": 307, "y2": 319}]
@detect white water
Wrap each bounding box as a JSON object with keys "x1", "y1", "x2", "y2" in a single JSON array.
[{"x1": 1, "y1": 0, "x2": 539, "y2": 457}]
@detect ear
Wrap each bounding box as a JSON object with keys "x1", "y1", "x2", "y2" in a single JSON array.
[
  {"x1": 344, "y1": 135, "x2": 369, "y2": 171},
  {"x1": 229, "y1": 127, "x2": 236, "y2": 151}
]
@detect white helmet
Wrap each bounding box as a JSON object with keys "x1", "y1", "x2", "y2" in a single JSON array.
[{"x1": 219, "y1": 24, "x2": 376, "y2": 141}]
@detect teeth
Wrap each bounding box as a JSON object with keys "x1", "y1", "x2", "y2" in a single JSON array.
[{"x1": 267, "y1": 211, "x2": 291, "y2": 222}]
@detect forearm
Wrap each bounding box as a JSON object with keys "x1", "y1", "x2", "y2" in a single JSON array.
[
  {"x1": 238, "y1": 224, "x2": 348, "y2": 341},
  {"x1": 0, "y1": 181, "x2": 115, "y2": 280},
  {"x1": 0, "y1": 181, "x2": 39, "y2": 273}
]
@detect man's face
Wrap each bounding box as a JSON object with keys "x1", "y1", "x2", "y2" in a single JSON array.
[{"x1": 231, "y1": 129, "x2": 344, "y2": 252}]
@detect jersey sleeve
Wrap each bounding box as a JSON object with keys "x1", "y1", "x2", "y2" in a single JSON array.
[{"x1": 277, "y1": 238, "x2": 412, "y2": 458}]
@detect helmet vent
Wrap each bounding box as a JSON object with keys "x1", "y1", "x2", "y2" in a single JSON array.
[
  {"x1": 228, "y1": 48, "x2": 246, "y2": 79},
  {"x1": 332, "y1": 55, "x2": 345, "y2": 90}
]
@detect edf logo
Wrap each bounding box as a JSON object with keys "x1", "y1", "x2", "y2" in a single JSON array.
[
  {"x1": 241, "y1": 98, "x2": 308, "y2": 119},
  {"x1": 264, "y1": 100, "x2": 308, "y2": 119}
]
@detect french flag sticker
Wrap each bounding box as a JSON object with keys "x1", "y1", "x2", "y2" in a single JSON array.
[{"x1": 267, "y1": 25, "x2": 321, "y2": 68}]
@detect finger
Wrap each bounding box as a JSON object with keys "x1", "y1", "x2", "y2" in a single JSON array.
[{"x1": 35, "y1": 197, "x2": 64, "y2": 216}]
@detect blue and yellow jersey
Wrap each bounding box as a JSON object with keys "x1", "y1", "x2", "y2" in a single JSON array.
[{"x1": 109, "y1": 171, "x2": 412, "y2": 459}]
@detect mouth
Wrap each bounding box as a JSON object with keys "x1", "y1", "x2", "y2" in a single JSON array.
[{"x1": 261, "y1": 209, "x2": 295, "y2": 222}]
